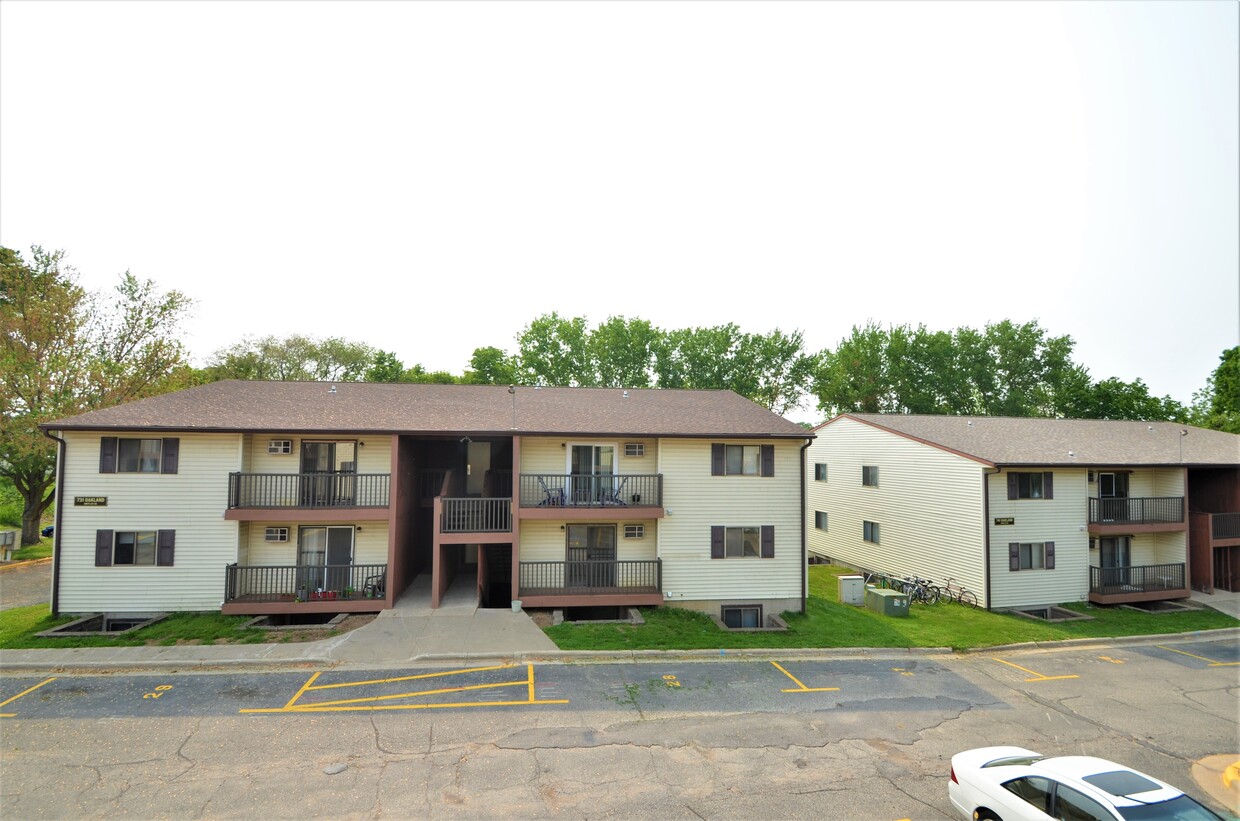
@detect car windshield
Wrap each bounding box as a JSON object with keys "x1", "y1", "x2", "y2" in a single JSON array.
[{"x1": 1115, "y1": 794, "x2": 1224, "y2": 820}]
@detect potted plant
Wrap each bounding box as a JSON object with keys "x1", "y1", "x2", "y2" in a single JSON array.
[{"x1": 344, "y1": 586, "x2": 355, "y2": 599}]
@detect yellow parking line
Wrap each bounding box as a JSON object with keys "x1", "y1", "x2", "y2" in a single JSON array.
[
  {"x1": 1224, "y1": 760, "x2": 1240, "y2": 789},
  {"x1": 771, "y1": 661, "x2": 840, "y2": 693},
  {"x1": 992, "y1": 658, "x2": 1079, "y2": 682},
  {"x1": 1156, "y1": 645, "x2": 1240, "y2": 667},
  {"x1": 242, "y1": 664, "x2": 566, "y2": 714},
  {"x1": 0, "y1": 678, "x2": 56, "y2": 717}
]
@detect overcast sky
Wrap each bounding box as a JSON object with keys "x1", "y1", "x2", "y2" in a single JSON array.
[{"x1": 2, "y1": 0, "x2": 1236, "y2": 423}]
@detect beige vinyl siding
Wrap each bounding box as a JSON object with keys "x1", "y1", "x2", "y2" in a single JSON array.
[
  {"x1": 807, "y1": 418, "x2": 988, "y2": 600},
  {"x1": 519, "y1": 520, "x2": 659, "y2": 563},
  {"x1": 988, "y1": 468, "x2": 1089, "y2": 609},
  {"x1": 56, "y1": 431, "x2": 242, "y2": 613},
  {"x1": 1151, "y1": 468, "x2": 1186, "y2": 498},
  {"x1": 239, "y1": 522, "x2": 389, "y2": 566},
  {"x1": 519, "y1": 437, "x2": 656, "y2": 476},
  {"x1": 657, "y1": 438, "x2": 803, "y2": 604},
  {"x1": 243, "y1": 434, "x2": 392, "y2": 474}
]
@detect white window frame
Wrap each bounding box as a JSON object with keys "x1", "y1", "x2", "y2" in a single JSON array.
[
  {"x1": 814, "y1": 511, "x2": 828, "y2": 531},
  {"x1": 114, "y1": 530, "x2": 158, "y2": 566},
  {"x1": 1018, "y1": 542, "x2": 1046, "y2": 570},
  {"x1": 264, "y1": 527, "x2": 290, "y2": 542},
  {"x1": 814, "y1": 463, "x2": 828, "y2": 482},
  {"x1": 623, "y1": 443, "x2": 645, "y2": 458},
  {"x1": 862, "y1": 465, "x2": 879, "y2": 487},
  {"x1": 724, "y1": 525, "x2": 761, "y2": 558},
  {"x1": 117, "y1": 438, "x2": 163, "y2": 473},
  {"x1": 724, "y1": 444, "x2": 761, "y2": 476},
  {"x1": 268, "y1": 439, "x2": 293, "y2": 455},
  {"x1": 863, "y1": 520, "x2": 879, "y2": 543},
  {"x1": 623, "y1": 524, "x2": 645, "y2": 540}
]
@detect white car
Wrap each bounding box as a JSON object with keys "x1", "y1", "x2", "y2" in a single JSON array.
[{"x1": 948, "y1": 746, "x2": 1226, "y2": 820}]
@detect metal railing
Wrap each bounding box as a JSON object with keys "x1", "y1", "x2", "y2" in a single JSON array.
[
  {"x1": 1213, "y1": 512, "x2": 1240, "y2": 540},
  {"x1": 228, "y1": 472, "x2": 390, "y2": 509},
  {"x1": 440, "y1": 498, "x2": 512, "y2": 533},
  {"x1": 518, "y1": 474, "x2": 663, "y2": 508},
  {"x1": 519, "y1": 559, "x2": 662, "y2": 594},
  {"x1": 420, "y1": 468, "x2": 448, "y2": 502},
  {"x1": 1089, "y1": 562, "x2": 1185, "y2": 595},
  {"x1": 1088, "y1": 496, "x2": 1184, "y2": 525},
  {"x1": 224, "y1": 563, "x2": 388, "y2": 602}
]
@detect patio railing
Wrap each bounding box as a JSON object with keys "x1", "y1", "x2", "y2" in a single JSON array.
[
  {"x1": 1088, "y1": 496, "x2": 1184, "y2": 525},
  {"x1": 224, "y1": 563, "x2": 388, "y2": 602},
  {"x1": 440, "y1": 498, "x2": 512, "y2": 533},
  {"x1": 1213, "y1": 512, "x2": 1240, "y2": 540},
  {"x1": 1088, "y1": 562, "x2": 1185, "y2": 596},
  {"x1": 518, "y1": 474, "x2": 663, "y2": 508},
  {"x1": 228, "y1": 472, "x2": 390, "y2": 509},
  {"x1": 518, "y1": 559, "x2": 661, "y2": 594}
]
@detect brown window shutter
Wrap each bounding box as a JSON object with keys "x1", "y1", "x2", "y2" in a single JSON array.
[
  {"x1": 161, "y1": 438, "x2": 180, "y2": 474},
  {"x1": 1045, "y1": 541, "x2": 1055, "y2": 570},
  {"x1": 760, "y1": 525, "x2": 774, "y2": 558},
  {"x1": 100, "y1": 437, "x2": 117, "y2": 473},
  {"x1": 710, "y1": 526, "x2": 724, "y2": 559},
  {"x1": 1008, "y1": 542, "x2": 1020, "y2": 571},
  {"x1": 711, "y1": 444, "x2": 725, "y2": 476},
  {"x1": 95, "y1": 530, "x2": 114, "y2": 566},
  {"x1": 1007, "y1": 473, "x2": 1018, "y2": 500},
  {"x1": 1043, "y1": 472, "x2": 1053, "y2": 500},
  {"x1": 760, "y1": 445, "x2": 774, "y2": 477},
  {"x1": 157, "y1": 530, "x2": 176, "y2": 566}
]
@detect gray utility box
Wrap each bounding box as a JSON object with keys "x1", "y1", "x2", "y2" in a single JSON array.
[
  {"x1": 837, "y1": 575, "x2": 866, "y2": 606},
  {"x1": 0, "y1": 530, "x2": 15, "y2": 562},
  {"x1": 865, "y1": 586, "x2": 910, "y2": 617}
]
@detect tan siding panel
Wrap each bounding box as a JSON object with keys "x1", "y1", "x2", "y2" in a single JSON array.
[{"x1": 988, "y1": 468, "x2": 1088, "y2": 608}]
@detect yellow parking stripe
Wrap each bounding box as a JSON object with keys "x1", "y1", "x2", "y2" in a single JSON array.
[
  {"x1": 0, "y1": 678, "x2": 56, "y2": 717},
  {"x1": 771, "y1": 661, "x2": 840, "y2": 693},
  {"x1": 1156, "y1": 645, "x2": 1240, "y2": 667},
  {"x1": 242, "y1": 664, "x2": 567, "y2": 714},
  {"x1": 992, "y1": 658, "x2": 1079, "y2": 682}
]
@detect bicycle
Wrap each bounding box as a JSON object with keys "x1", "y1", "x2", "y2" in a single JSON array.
[
  {"x1": 863, "y1": 570, "x2": 896, "y2": 590},
  {"x1": 900, "y1": 575, "x2": 941, "y2": 605},
  {"x1": 941, "y1": 576, "x2": 979, "y2": 608}
]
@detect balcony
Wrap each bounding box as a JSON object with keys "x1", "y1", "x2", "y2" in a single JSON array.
[
  {"x1": 518, "y1": 559, "x2": 663, "y2": 607},
  {"x1": 518, "y1": 474, "x2": 663, "y2": 509},
  {"x1": 226, "y1": 472, "x2": 391, "y2": 521},
  {"x1": 1087, "y1": 497, "x2": 1185, "y2": 534},
  {"x1": 440, "y1": 497, "x2": 513, "y2": 534},
  {"x1": 222, "y1": 563, "x2": 388, "y2": 614},
  {"x1": 1088, "y1": 562, "x2": 1189, "y2": 604},
  {"x1": 1213, "y1": 512, "x2": 1240, "y2": 541}
]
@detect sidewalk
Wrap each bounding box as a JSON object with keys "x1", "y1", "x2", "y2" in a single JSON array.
[{"x1": 2, "y1": 574, "x2": 1239, "y2": 674}]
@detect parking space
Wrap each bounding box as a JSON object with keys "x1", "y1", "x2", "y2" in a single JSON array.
[{"x1": 1135, "y1": 639, "x2": 1240, "y2": 668}]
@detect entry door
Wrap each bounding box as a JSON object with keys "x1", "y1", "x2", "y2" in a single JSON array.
[
  {"x1": 566, "y1": 525, "x2": 617, "y2": 588},
  {"x1": 1098, "y1": 472, "x2": 1130, "y2": 522},
  {"x1": 300, "y1": 442, "x2": 357, "y2": 506},
  {"x1": 1099, "y1": 536, "x2": 1131, "y2": 587},
  {"x1": 466, "y1": 441, "x2": 491, "y2": 497},
  {"x1": 296, "y1": 526, "x2": 354, "y2": 595},
  {"x1": 570, "y1": 445, "x2": 615, "y2": 504}
]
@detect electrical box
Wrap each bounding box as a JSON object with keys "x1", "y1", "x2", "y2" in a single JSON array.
[
  {"x1": 837, "y1": 575, "x2": 866, "y2": 606},
  {"x1": 0, "y1": 530, "x2": 15, "y2": 546},
  {"x1": 865, "y1": 586, "x2": 910, "y2": 617}
]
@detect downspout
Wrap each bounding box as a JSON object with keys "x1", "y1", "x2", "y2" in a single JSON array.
[
  {"x1": 800, "y1": 436, "x2": 813, "y2": 614},
  {"x1": 983, "y1": 467, "x2": 1001, "y2": 611},
  {"x1": 41, "y1": 429, "x2": 67, "y2": 618}
]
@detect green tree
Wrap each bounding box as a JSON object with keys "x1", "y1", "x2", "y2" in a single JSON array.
[
  {"x1": 364, "y1": 350, "x2": 406, "y2": 383},
  {"x1": 1190, "y1": 346, "x2": 1240, "y2": 433},
  {"x1": 516, "y1": 313, "x2": 594, "y2": 386},
  {"x1": 465, "y1": 346, "x2": 519, "y2": 385},
  {"x1": 0, "y1": 246, "x2": 192, "y2": 545},
  {"x1": 588, "y1": 316, "x2": 659, "y2": 388},
  {"x1": 1061, "y1": 376, "x2": 1187, "y2": 422},
  {"x1": 206, "y1": 335, "x2": 375, "y2": 382}
]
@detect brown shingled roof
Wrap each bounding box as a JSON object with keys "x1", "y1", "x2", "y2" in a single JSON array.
[
  {"x1": 819, "y1": 413, "x2": 1240, "y2": 467},
  {"x1": 43, "y1": 381, "x2": 812, "y2": 439}
]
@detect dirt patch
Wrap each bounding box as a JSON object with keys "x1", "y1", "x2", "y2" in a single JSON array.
[
  {"x1": 147, "y1": 614, "x2": 378, "y2": 646},
  {"x1": 527, "y1": 609, "x2": 555, "y2": 628}
]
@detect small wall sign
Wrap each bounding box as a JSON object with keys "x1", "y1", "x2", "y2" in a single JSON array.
[
  {"x1": 74, "y1": 496, "x2": 108, "y2": 507},
  {"x1": 993, "y1": 517, "x2": 1014, "y2": 526}
]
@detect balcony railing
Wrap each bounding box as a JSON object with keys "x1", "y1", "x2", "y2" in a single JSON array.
[
  {"x1": 518, "y1": 474, "x2": 663, "y2": 508},
  {"x1": 441, "y1": 498, "x2": 512, "y2": 533},
  {"x1": 519, "y1": 559, "x2": 662, "y2": 595},
  {"x1": 228, "y1": 472, "x2": 390, "y2": 509},
  {"x1": 1213, "y1": 512, "x2": 1240, "y2": 540},
  {"x1": 224, "y1": 563, "x2": 388, "y2": 602},
  {"x1": 1089, "y1": 562, "x2": 1185, "y2": 596},
  {"x1": 1088, "y1": 496, "x2": 1184, "y2": 525}
]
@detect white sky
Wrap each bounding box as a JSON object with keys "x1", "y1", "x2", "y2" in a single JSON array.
[{"x1": 2, "y1": 0, "x2": 1237, "y2": 424}]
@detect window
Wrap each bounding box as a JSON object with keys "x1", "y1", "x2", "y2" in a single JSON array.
[
  {"x1": 863, "y1": 520, "x2": 879, "y2": 543},
  {"x1": 265, "y1": 527, "x2": 290, "y2": 542},
  {"x1": 814, "y1": 511, "x2": 828, "y2": 531},
  {"x1": 721, "y1": 605, "x2": 762, "y2": 629},
  {"x1": 624, "y1": 443, "x2": 645, "y2": 457},
  {"x1": 1008, "y1": 541, "x2": 1056, "y2": 571},
  {"x1": 1002, "y1": 777, "x2": 1053, "y2": 815},
  {"x1": 119, "y1": 439, "x2": 162, "y2": 473},
  {"x1": 95, "y1": 529, "x2": 175, "y2": 567},
  {"x1": 268, "y1": 439, "x2": 293, "y2": 454},
  {"x1": 814, "y1": 463, "x2": 828, "y2": 481},
  {"x1": 100, "y1": 437, "x2": 179, "y2": 474},
  {"x1": 1053, "y1": 785, "x2": 1113, "y2": 821},
  {"x1": 1007, "y1": 471, "x2": 1054, "y2": 500},
  {"x1": 623, "y1": 524, "x2": 644, "y2": 539},
  {"x1": 711, "y1": 443, "x2": 774, "y2": 477},
  {"x1": 711, "y1": 525, "x2": 774, "y2": 559},
  {"x1": 862, "y1": 466, "x2": 879, "y2": 487}
]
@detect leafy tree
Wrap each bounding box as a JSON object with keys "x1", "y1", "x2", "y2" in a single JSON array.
[
  {"x1": 364, "y1": 350, "x2": 406, "y2": 383},
  {"x1": 588, "y1": 316, "x2": 659, "y2": 388},
  {"x1": 516, "y1": 313, "x2": 594, "y2": 387},
  {"x1": 465, "y1": 346, "x2": 519, "y2": 385},
  {"x1": 1061, "y1": 376, "x2": 1187, "y2": 422},
  {"x1": 1190, "y1": 346, "x2": 1240, "y2": 433},
  {"x1": 0, "y1": 246, "x2": 192, "y2": 545},
  {"x1": 206, "y1": 335, "x2": 374, "y2": 382}
]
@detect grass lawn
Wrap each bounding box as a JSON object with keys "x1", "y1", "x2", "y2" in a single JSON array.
[
  {"x1": 542, "y1": 564, "x2": 1240, "y2": 652},
  {"x1": 0, "y1": 605, "x2": 274, "y2": 649},
  {"x1": 8, "y1": 536, "x2": 54, "y2": 562}
]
